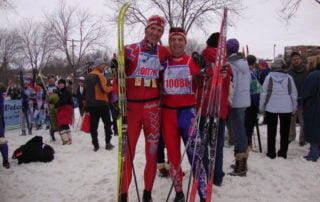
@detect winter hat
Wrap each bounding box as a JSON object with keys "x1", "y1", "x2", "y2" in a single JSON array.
[
  {"x1": 78, "y1": 76, "x2": 85, "y2": 82},
  {"x1": 258, "y1": 59, "x2": 268, "y2": 68},
  {"x1": 290, "y1": 52, "x2": 301, "y2": 58},
  {"x1": 169, "y1": 27, "x2": 187, "y2": 42},
  {"x1": 48, "y1": 74, "x2": 56, "y2": 80},
  {"x1": 145, "y1": 15, "x2": 166, "y2": 30},
  {"x1": 206, "y1": 32, "x2": 220, "y2": 48},
  {"x1": 92, "y1": 58, "x2": 106, "y2": 68},
  {"x1": 226, "y1": 38, "x2": 239, "y2": 54},
  {"x1": 271, "y1": 57, "x2": 286, "y2": 71},
  {"x1": 23, "y1": 78, "x2": 30, "y2": 84},
  {"x1": 58, "y1": 79, "x2": 66, "y2": 85}
]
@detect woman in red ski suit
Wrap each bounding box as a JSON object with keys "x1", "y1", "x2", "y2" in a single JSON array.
[
  {"x1": 113, "y1": 16, "x2": 170, "y2": 202},
  {"x1": 161, "y1": 27, "x2": 207, "y2": 202}
]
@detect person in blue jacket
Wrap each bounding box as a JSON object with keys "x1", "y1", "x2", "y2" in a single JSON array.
[
  {"x1": 301, "y1": 55, "x2": 320, "y2": 162},
  {"x1": 0, "y1": 83, "x2": 10, "y2": 169}
]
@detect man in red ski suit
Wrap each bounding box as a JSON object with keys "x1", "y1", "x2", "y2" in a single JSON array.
[
  {"x1": 113, "y1": 16, "x2": 170, "y2": 202},
  {"x1": 161, "y1": 27, "x2": 207, "y2": 202}
]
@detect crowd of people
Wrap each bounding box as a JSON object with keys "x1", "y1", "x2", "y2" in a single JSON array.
[{"x1": 0, "y1": 14, "x2": 320, "y2": 202}]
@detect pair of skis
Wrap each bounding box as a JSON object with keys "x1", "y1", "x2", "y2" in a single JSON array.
[{"x1": 188, "y1": 8, "x2": 228, "y2": 202}]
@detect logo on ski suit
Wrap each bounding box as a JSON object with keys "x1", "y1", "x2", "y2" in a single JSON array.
[
  {"x1": 128, "y1": 46, "x2": 161, "y2": 79},
  {"x1": 163, "y1": 58, "x2": 193, "y2": 95}
]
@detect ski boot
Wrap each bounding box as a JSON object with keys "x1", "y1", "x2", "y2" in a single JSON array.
[
  {"x1": 174, "y1": 192, "x2": 185, "y2": 202},
  {"x1": 142, "y1": 190, "x2": 153, "y2": 202}
]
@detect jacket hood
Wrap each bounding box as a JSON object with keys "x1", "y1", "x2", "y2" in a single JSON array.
[{"x1": 269, "y1": 71, "x2": 288, "y2": 84}]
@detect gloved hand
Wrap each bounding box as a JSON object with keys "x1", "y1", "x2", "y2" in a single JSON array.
[
  {"x1": 192, "y1": 52, "x2": 206, "y2": 69},
  {"x1": 113, "y1": 102, "x2": 121, "y2": 120}
]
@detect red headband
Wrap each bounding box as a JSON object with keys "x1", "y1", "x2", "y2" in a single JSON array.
[
  {"x1": 169, "y1": 27, "x2": 187, "y2": 41},
  {"x1": 146, "y1": 15, "x2": 166, "y2": 30}
]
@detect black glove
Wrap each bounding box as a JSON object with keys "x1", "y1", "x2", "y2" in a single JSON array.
[
  {"x1": 110, "y1": 58, "x2": 118, "y2": 69},
  {"x1": 112, "y1": 102, "x2": 121, "y2": 120},
  {"x1": 192, "y1": 52, "x2": 206, "y2": 69}
]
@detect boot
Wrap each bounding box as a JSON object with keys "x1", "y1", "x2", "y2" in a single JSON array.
[
  {"x1": 174, "y1": 192, "x2": 185, "y2": 202},
  {"x1": 20, "y1": 130, "x2": 27, "y2": 136},
  {"x1": 120, "y1": 193, "x2": 127, "y2": 202},
  {"x1": 3, "y1": 160, "x2": 10, "y2": 169},
  {"x1": 67, "y1": 130, "x2": 72, "y2": 144},
  {"x1": 59, "y1": 130, "x2": 71, "y2": 145},
  {"x1": 229, "y1": 152, "x2": 248, "y2": 176},
  {"x1": 142, "y1": 190, "x2": 152, "y2": 202}
]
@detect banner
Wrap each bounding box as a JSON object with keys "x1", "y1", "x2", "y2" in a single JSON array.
[{"x1": 4, "y1": 99, "x2": 22, "y2": 130}]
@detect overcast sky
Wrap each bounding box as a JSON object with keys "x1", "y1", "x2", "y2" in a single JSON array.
[{"x1": 1, "y1": 0, "x2": 319, "y2": 59}]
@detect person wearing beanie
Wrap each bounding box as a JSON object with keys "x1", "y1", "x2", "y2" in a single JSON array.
[
  {"x1": 257, "y1": 59, "x2": 271, "y2": 85},
  {"x1": 161, "y1": 27, "x2": 207, "y2": 201},
  {"x1": 197, "y1": 32, "x2": 233, "y2": 186},
  {"x1": 226, "y1": 38, "x2": 251, "y2": 176},
  {"x1": 85, "y1": 58, "x2": 114, "y2": 152},
  {"x1": 259, "y1": 57, "x2": 298, "y2": 159},
  {"x1": 0, "y1": 83, "x2": 10, "y2": 169},
  {"x1": 113, "y1": 15, "x2": 170, "y2": 202},
  {"x1": 54, "y1": 78, "x2": 74, "y2": 145},
  {"x1": 287, "y1": 51, "x2": 308, "y2": 145}
]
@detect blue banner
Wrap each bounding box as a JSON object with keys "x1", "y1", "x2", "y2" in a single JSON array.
[{"x1": 4, "y1": 99, "x2": 22, "y2": 130}]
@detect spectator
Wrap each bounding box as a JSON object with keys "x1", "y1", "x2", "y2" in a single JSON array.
[
  {"x1": 0, "y1": 83, "x2": 10, "y2": 169},
  {"x1": 288, "y1": 52, "x2": 309, "y2": 145},
  {"x1": 301, "y1": 55, "x2": 320, "y2": 162},
  {"x1": 226, "y1": 38, "x2": 251, "y2": 176},
  {"x1": 259, "y1": 57, "x2": 297, "y2": 159},
  {"x1": 55, "y1": 79, "x2": 74, "y2": 145},
  {"x1": 85, "y1": 58, "x2": 114, "y2": 151},
  {"x1": 76, "y1": 77, "x2": 86, "y2": 116},
  {"x1": 245, "y1": 55, "x2": 262, "y2": 149}
]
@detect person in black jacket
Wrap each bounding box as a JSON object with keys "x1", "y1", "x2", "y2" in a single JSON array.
[
  {"x1": 55, "y1": 79, "x2": 74, "y2": 145},
  {"x1": 76, "y1": 77, "x2": 86, "y2": 116}
]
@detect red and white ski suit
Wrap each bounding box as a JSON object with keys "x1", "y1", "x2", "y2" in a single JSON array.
[
  {"x1": 113, "y1": 40, "x2": 170, "y2": 194},
  {"x1": 161, "y1": 53, "x2": 207, "y2": 198}
]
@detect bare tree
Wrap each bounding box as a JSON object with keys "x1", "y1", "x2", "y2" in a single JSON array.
[
  {"x1": 0, "y1": 0, "x2": 13, "y2": 9},
  {"x1": 0, "y1": 28, "x2": 21, "y2": 85},
  {"x1": 109, "y1": 0, "x2": 242, "y2": 34},
  {"x1": 186, "y1": 38, "x2": 206, "y2": 55},
  {"x1": 279, "y1": 0, "x2": 320, "y2": 23},
  {"x1": 19, "y1": 20, "x2": 56, "y2": 74},
  {"x1": 45, "y1": 0, "x2": 105, "y2": 90}
]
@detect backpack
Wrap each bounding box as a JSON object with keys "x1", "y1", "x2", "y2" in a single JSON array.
[{"x1": 12, "y1": 136, "x2": 55, "y2": 164}]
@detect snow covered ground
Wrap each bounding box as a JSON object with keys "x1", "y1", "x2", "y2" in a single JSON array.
[{"x1": 1, "y1": 111, "x2": 319, "y2": 202}]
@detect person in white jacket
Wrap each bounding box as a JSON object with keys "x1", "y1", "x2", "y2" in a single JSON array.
[{"x1": 259, "y1": 57, "x2": 297, "y2": 159}]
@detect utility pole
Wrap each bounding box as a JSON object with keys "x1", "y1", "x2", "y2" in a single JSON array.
[
  {"x1": 67, "y1": 39, "x2": 81, "y2": 67},
  {"x1": 66, "y1": 38, "x2": 80, "y2": 93},
  {"x1": 273, "y1": 44, "x2": 276, "y2": 61}
]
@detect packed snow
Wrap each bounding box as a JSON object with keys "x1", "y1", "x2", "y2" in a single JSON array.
[{"x1": 0, "y1": 111, "x2": 319, "y2": 202}]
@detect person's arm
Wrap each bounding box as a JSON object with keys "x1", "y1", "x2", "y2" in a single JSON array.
[{"x1": 97, "y1": 73, "x2": 113, "y2": 93}]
